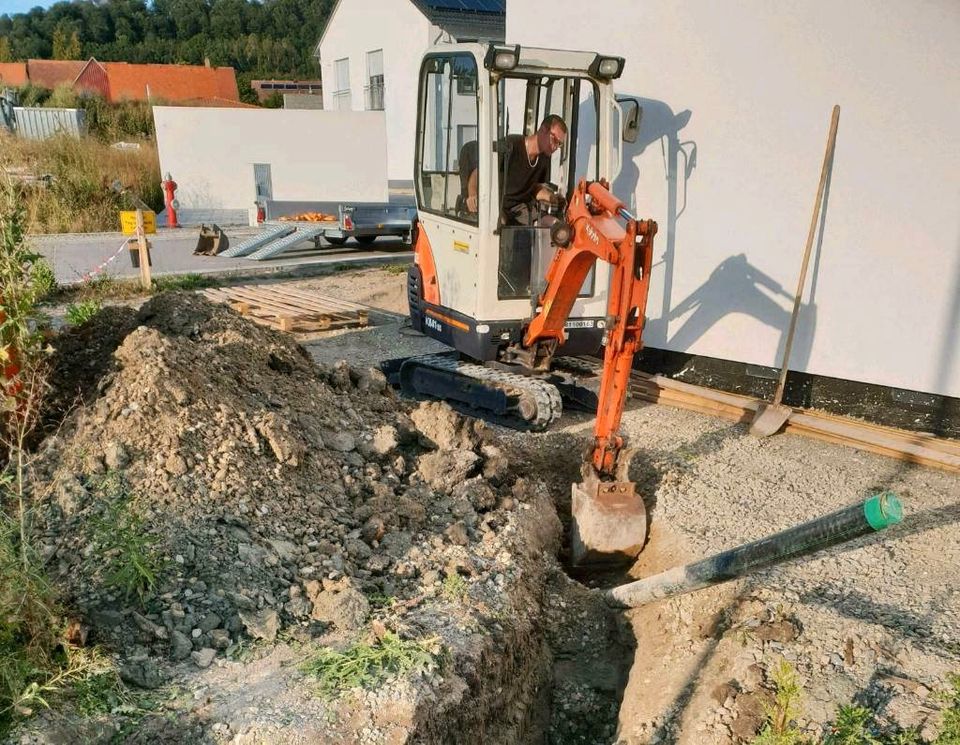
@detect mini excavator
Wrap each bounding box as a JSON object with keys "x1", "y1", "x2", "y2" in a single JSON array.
[{"x1": 400, "y1": 43, "x2": 657, "y2": 566}]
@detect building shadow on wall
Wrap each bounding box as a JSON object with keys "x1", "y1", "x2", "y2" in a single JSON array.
[{"x1": 609, "y1": 95, "x2": 698, "y2": 348}]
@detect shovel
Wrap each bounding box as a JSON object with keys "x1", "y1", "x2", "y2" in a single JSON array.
[{"x1": 751, "y1": 106, "x2": 840, "y2": 438}]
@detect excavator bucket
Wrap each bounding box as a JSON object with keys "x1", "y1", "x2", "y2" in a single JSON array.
[{"x1": 570, "y1": 475, "x2": 648, "y2": 567}]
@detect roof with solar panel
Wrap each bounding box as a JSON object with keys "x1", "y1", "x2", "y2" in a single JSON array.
[{"x1": 410, "y1": 0, "x2": 505, "y2": 41}]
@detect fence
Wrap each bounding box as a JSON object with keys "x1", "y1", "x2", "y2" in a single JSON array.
[{"x1": 12, "y1": 107, "x2": 86, "y2": 140}]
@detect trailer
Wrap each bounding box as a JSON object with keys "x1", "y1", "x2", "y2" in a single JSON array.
[{"x1": 220, "y1": 194, "x2": 417, "y2": 261}]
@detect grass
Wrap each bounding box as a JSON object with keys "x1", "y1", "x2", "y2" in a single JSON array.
[
  {"x1": 441, "y1": 570, "x2": 469, "y2": 602},
  {"x1": 936, "y1": 674, "x2": 960, "y2": 744},
  {"x1": 0, "y1": 132, "x2": 163, "y2": 235},
  {"x1": 299, "y1": 632, "x2": 441, "y2": 699},
  {"x1": 381, "y1": 263, "x2": 410, "y2": 275},
  {"x1": 64, "y1": 299, "x2": 101, "y2": 327},
  {"x1": 88, "y1": 472, "x2": 164, "y2": 604},
  {"x1": 151, "y1": 274, "x2": 218, "y2": 293}
]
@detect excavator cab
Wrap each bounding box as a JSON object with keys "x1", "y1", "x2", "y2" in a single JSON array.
[
  {"x1": 409, "y1": 43, "x2": 627, "y2": 364},
  {"x1": 405, "y1": 43, "x2": 655, "y2": 566}
]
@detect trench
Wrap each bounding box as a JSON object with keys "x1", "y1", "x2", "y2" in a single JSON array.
[{"x1": 415, "y1": 430, "x2": 657, "y2": 744}]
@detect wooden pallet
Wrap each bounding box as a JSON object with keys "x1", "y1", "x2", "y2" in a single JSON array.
[
  {"x1": 628, "y1": 370, "x2": 960, "y2": 473},
  {"x1": 202, "y1": 285, "x2": 369, "y2": 332}
]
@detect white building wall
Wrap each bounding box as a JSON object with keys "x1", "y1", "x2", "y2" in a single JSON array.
[
  {"x1": 153, "y1": 107, "x2": 388, "y2": 211},
  {"x1": 509, "y1": 0, "x2": 960, "y2": 398},
  {"x1": 318, "y1": 0, "x2": 432, "y2": 183}
]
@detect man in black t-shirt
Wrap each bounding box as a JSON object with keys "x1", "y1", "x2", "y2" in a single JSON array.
[{"x1": 462, "y1": 115, "x2": 567, "y2": 225}]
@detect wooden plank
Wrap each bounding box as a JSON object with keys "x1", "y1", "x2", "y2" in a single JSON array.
[
  {"x1": 219, "y1": 287, "x2": 328, "y2": 319},
  {"x1": 201, "y1": 286, "x2": 366, "y2": 332},
  {"x1": 261, "y1": 285, "x2": 368, "y2": 312},
  {"x1": 628, "y1": 370, "x2": 959, "y2": 473},
  {"x1": 255, "y1": 286, "x2": 370, "y2": 320},
  {"x1": 229, "y1": 285, "x2": 368, "y2": 324}
]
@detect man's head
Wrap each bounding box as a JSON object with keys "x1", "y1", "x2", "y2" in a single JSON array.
[{"x1": 536, "y1": 114, "x2": 567, "y2": 157}]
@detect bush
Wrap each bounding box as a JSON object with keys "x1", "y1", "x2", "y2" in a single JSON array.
[
  {"x1": 64, "y1": 299, "x2": 100, "y2": 326},
  {"x1": 45, "y1": 84, "x2": 78, "y2": 110},
  {"x1": 28, "y1": 259, "x2": 57, "y2": 300}
]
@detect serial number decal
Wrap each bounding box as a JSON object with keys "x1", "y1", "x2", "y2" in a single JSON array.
[
  {"x1": 564, "y1": 319, "x2": 596, "y2": 329},
  {"x1": 425, "y1": 316, "x2": 443, "y2": 333},
  {"x1": 453, "y1": 240, "x2": 470, "y2": 253}
]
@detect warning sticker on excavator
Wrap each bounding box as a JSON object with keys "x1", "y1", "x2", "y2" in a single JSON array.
[
  {"x1": 453, "y1": 240, "x2": 470, "y2": 253},
  {"x1": 564, "y1": 319, "x2": 595, "y2": 329}
]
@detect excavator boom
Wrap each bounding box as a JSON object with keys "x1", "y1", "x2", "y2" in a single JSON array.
[{"x1": 523, "y1": 179, "x2": 657, "y2": 564}]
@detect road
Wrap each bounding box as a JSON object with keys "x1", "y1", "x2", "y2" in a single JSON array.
[{"x1": 30, "y1": 226, "x2": 413, "y2": 286}]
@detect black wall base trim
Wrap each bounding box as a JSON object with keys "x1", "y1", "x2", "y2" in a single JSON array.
[{"x1": 636, "y1": 347, "x2": 960, "y2": 440}]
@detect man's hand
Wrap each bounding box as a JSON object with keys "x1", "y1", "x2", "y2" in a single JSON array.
[{"x1": 466, "y1": 194, "x2": 478, "y2": 213}]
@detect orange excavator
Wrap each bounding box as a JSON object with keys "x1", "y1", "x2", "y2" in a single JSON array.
[{"x1": 397, "y1": 43, "x2": 657, "y2": 565}]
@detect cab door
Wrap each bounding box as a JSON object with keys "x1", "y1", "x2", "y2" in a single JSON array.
[{"x1": 414, "y1": 51, "x2": 483, "y2": 320}]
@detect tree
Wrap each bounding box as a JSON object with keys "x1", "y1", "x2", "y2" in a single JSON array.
[
  {"x1": 0, "y1": 36, "x2": 12, "y2": 62},
  {"x1": 51, "y1": 22, "x2": 81, "y2": 60}
]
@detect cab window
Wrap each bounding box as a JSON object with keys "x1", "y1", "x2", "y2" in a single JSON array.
[{"x1": 415, "y1": 53, "x2": 479, "y2": 225}]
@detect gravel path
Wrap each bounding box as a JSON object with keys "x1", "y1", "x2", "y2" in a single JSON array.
[{"x1": 575, "y1": 403, "x2": 958, "y2": 742}]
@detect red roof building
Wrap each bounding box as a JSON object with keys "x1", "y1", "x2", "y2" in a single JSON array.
[
  {"x1": 102, "y1": 62, "x2": 239, "y2": 103},
  {"x1": 0, "y1": 62, "x2": 28, "y2": 87},
  {"x1": 4, "y1": 58, "x2": 240, "y2": 104},
  {"x1": 25, "y1": 59, "x2": 86, "y2": 89}
]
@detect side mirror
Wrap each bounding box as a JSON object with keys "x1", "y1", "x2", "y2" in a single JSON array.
[{"x1": 621, "y1": 98, "x2": 642, "y2": 143}]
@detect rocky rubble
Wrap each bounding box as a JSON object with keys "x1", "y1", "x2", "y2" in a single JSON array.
[{"x1": 20, "y1": 293, "x2": 631, "y2": 743}]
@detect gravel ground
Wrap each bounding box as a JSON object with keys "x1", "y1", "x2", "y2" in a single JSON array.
[{"x1": 516, "y1": 403, "x2": 960, "y2": 743}]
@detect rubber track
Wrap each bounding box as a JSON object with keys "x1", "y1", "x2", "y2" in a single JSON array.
[{"x1": 401, "y1": 353, "x2": 562, "y2": 431}]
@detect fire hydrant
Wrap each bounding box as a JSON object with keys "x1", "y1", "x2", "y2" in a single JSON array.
[{"x1": 161, "y1": 172, "x2": 180, "y2": 228}]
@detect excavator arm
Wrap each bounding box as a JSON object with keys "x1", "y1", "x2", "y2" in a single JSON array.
[{"x1": 523, "y1": 179, "x2": 658, "y2": 564}]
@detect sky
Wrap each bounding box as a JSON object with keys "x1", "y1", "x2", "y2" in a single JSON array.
[{"x1": 1, "y1": 0, "x2": 59, "y2": 15}]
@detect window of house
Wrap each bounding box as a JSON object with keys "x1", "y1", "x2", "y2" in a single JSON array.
[
  {"x1": 415, "y1": 53, "x2": 479, "y2": 226},
  {"x1": 334, "y1": 58, "x2": 351, "y2": 110},
  {"x1": 365, "y1": 49, "x2": 384, "y2": 111}
]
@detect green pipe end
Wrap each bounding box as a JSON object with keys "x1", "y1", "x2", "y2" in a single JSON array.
[{"x1": 863, "y1": 492, "x2": 903, "y2": 530}]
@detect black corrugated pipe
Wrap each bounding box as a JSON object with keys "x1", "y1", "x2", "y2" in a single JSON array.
[{"x1": 605, "y1": 492, "x2": 902, "y2": 608}]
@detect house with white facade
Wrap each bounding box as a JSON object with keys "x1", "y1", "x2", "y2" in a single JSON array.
[
  {"x1": 315, "y1": 0, "x2": 504, "y2": 187},
  {"x1": 508, "y1": 0, "x2": 960, "y2": 402}
]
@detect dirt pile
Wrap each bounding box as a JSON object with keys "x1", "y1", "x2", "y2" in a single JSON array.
[{"x1": 25, "y1": 292, "x2": 630, "y2": 742}]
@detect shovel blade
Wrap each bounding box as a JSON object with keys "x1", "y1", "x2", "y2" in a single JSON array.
[
  {"x1": 749, "y1": 402, "x2": 792, "y2": 438},
  {"x1": 570, "y1": 478, "x2": 648, "y2": 567}
]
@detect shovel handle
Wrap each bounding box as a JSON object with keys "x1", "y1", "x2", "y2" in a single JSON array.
[{"x1": 773, "y1": 105, "x2": 840, "y2": 406}]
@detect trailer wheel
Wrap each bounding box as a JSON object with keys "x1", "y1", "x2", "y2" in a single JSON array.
[
  {"x1": 355, "y1": 236, "x2": 377, "y2": 246},
  {"x1": 325, "y1": 236, "x2": 348, "y2": 246}
]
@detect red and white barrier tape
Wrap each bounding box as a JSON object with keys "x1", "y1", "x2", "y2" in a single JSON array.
[{"x1": 79, "y1": 239, "x2": 131, "y2": 284}]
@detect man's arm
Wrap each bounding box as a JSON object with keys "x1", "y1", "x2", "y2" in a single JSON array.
[{"x1": 466, "y1": 169, "x2": 478, "y2": 213}]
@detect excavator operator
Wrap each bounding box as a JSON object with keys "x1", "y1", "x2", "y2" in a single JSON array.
[{"x1": 462, "y1": 115, "x2": 568, "y2": 224}]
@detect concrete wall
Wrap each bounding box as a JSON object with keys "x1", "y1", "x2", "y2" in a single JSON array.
[
  {"x1": 318, "y1": 0, "x2": 430, "y2": 183},
  {"x1": 153, "y1": 107, "x2": 389, "y2": 213},
  {"x1": 508, "y1": 0, "x2": 960, "y2": 398}
]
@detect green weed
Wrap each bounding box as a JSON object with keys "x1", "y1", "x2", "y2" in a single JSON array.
[
  {"x1": 823, "y1": 705, "x2": 882, "y2": 745},
  {"x1": 300, "y1": 632, "x2": 441, "y2": 699},
  {"x1": 152, "y1": 274, "x2": 217, "y2": 293},
  {"x1": 381, "y1": 263, "x2": 410, "y2": 275},
  {"x1": 89, "y1": 473, "x2": 164, "y2": 604},
  {"x1": 64, "y1": 299, "x2": 101, "y2": 327},
  {"x1": 936, "y1": 674, "x2": 960, "y2": 744},
  {"x1": 751, "y1": 659, "x2": 808, "y2": 745},
  {"x1": 29, "y1": 259, "x2": 57, "y2": 300},
  {"x1": 441, "y1": 571, "x2": 468, "y2": 602}
]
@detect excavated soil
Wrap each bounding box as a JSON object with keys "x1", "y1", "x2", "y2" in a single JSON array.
[{"x1": 14, "y1": 292, "x2": 630, "y2": 744}]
